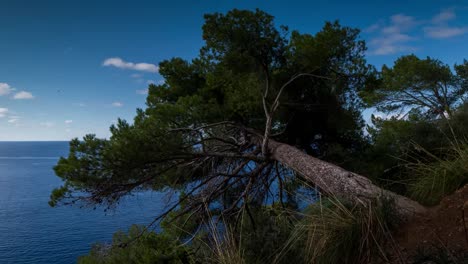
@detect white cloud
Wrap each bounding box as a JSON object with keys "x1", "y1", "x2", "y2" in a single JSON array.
[
  {"x1": 367, "y1": 14, "x2": 419, "y2": 55},
  {"x1": 366, "y1": 8, "x2": 468, "y2": 54},
  {"x1": 363, "y1": 23, "x2": 381, "y2": 33},
  {"x1": 65, "y1": 120, "x2": 73, "y2": 124},
  {"x1": 0, "y1": 83, "x2": 13, "y2": 95},
  {"x1": 112, "y1": 101, "x2": 123, "y2": 107},
  {"x1": 424, "y1": 26, "x2": 468, "y2": 38},
  {"x1": 7, "y1": 116, "x2": 21, "y2": 126},
  {"x1": 370, "y1": 33, "x2": 416, "y2": 55},
  {"x1": 103, "y1": 57, "x2": 158, "y2": 73},
  {"x1": 40, "y1": 121, "x2": 55, "y2": 128},
  {"x1": 13, "y1": 91, "x2": 34, "y2": 100},
  {"x1": 391, "y1": 14, "x2": 418, "y2": 27},
  {"x1": 432, "y1": 9, "x2": 456, "y2": 24},
  {"x1": 424, "y1": 9, "x2": 467, "y2": 39},
  {"x1": 0, "y1": 108, "x2": 8, "y2": 117}
]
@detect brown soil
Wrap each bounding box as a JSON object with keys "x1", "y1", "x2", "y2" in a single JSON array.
[{"x1": 390, "y1": 184, "x2": 468, "y2": 263}]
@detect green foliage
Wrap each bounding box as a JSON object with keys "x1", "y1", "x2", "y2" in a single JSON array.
[
  {"x1": 355, "y1": 115, "x2": 444, "y2": 191},
  {"x1": 236, "y1": 205, "x2": 301, "y2": 264},
  {"x1": 78, "y1": 225, "x2": 193, "y2": 264},
  {"x1": 279, "y1": 20, "x2": 371, "y2": 156},
  {"x1": 202, "y1": 9, "x2": 287, "y2": 71},
  {"x1": 361, "y1": 55, "x2": 468, "y2": 118},
  {"x1": 359, "y1": 103, "x2": 468, "y2": 202}
]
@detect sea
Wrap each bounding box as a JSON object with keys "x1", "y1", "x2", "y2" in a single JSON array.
[{"x1": 0, "y1": 141, "x2": 168, "y2": 263}]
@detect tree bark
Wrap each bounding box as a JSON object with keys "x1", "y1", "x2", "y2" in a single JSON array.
[{"x1": 267, "y1": 139, "x2": 426, "y2": 219}]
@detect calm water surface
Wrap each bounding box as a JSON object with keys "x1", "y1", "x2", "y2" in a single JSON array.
[{"x1": 0, "y1": 142, "x2": 167, "y2": 263}]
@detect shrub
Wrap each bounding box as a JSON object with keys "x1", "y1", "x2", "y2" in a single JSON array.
[{"x1": 78, "y1": 225, "x2": 193, "y2": 264}]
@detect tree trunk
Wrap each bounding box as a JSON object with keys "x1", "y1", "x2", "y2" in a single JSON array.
[{"x1": 267, "y1": 139, "x2": 427, "y2": 219}]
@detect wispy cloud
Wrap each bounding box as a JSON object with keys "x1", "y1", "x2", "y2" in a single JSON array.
[
  {"x1": 424, "y1": 9, "x2": 468, "y2": 39},
  {"x1": 103, "y1": 57, "x2": 158, "y2": 73},
  {"x1": 65, "y1": 120, "x2": 73, "y2": 124},
  {"x1": 431, "y1": 9, "x2": 456, "y2": 24},
  {"x1": 8, "y1": 118, "x2": 19, "y2": 124},
  {"x1": 0, "y1": 108, "x2": 8, "y2": 118},
  {"x1": 424, "y1": 26, "x2": 468, "y2": 38},
  {"x1": 0, "y1": 83, "x2": 13, "y2": 95},
  {"x1": 384, "y1": 14, "x2": 419, "y2": 33},
  {"x1": 112, "y1": 101, "x2": 123, "y2": 107},
  {"x1": 13, "y1": 91, "x2": 34, "y2": 100},
  {"x1": 7, "y1": 116, "x2": 22, "y2": 127},
  {"x1": 363, "y1": 22, "x2": 381, "y2": 33},
  {"x1": 367, "y1": 14, "x2": 419, "y2": 55},
  {"x1": 366, "y1": 8, "x2": 467, "y2": 55},
  {"x1": 1, "y1": 109, "x2": 20, "y2": 125}
]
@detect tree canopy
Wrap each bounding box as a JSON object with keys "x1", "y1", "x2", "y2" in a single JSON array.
[
  {"x1": 361, "y1": 55, "x2": 468, "y2": 119},
  {"x1": 50, "y1": 9, "x2": 378, "y2": 221}
]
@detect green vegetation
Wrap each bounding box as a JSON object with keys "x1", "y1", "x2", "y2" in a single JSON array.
[
  {"x1": 78, "y1": 225, "x2": 192, "y2": 264},
  {"x1": 50, "y1": 8, "x2": 468, "y2": 264},
  {"x1": 77, "y1": 198, "x2": 400, "y2": 264},
  {"x1": 406, "y1": 142, "x2": 468, "y2": 205},
  {"x1": 294, "y1": 198, "x2": 399, "y2": 264}
]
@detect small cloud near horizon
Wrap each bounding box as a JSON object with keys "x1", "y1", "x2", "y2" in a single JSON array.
[
  {"x1": 8, "y1": 118, "x2": 19, "y2": 124},
  {"x1": 112, "y1": 101, "x2": 123, "y2": 107},
  {"x1": 103, "y1": 57, "x2": 158, "y2": 73},
  {"x1": 0, "y1": 108, "x2": 9, "y2": 117},
  {"x1": 13, "y1": 91, "x2": 34, "y2": 100},
  {"x1": 0, "y1": 83, "x2": 13, "y2": 95}
]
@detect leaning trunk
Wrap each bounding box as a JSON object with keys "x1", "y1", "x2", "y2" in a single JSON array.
[{"x1": 267, "y1": 139, "x2": 426, "y2": 219}]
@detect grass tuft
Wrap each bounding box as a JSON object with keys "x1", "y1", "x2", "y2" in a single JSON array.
[
  {"x1": 406, "y1": 142, "x2": 468, "y2": 205},
  {"x1": 289, "y1": 197, "x2": 399, "y2": 264}
]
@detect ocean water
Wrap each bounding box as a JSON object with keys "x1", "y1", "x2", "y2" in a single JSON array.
[{"x1": 0, "y1": 141, "x2": 168, "y2": 263}]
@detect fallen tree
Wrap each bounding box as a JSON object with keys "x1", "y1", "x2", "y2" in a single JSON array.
[
  {"x1": 49, "y1": 9, "x2": 425, "y2": 228},
  {"x1": 267, "y1": 138, "x2": 426, "y2": 217}
]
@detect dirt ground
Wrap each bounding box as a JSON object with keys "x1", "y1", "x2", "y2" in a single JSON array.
[{"x1": 390, "y1": 184, "x2": 468, "y2": 263}]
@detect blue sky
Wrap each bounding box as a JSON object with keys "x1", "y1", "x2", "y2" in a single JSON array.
[{"x1": 1, "y1": 0, "x2": 467, "y2": 140}]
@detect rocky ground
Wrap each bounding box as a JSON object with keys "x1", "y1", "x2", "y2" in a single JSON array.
[{"x1": 390, "y1": 184, "x2": 468, "y2": 263}]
